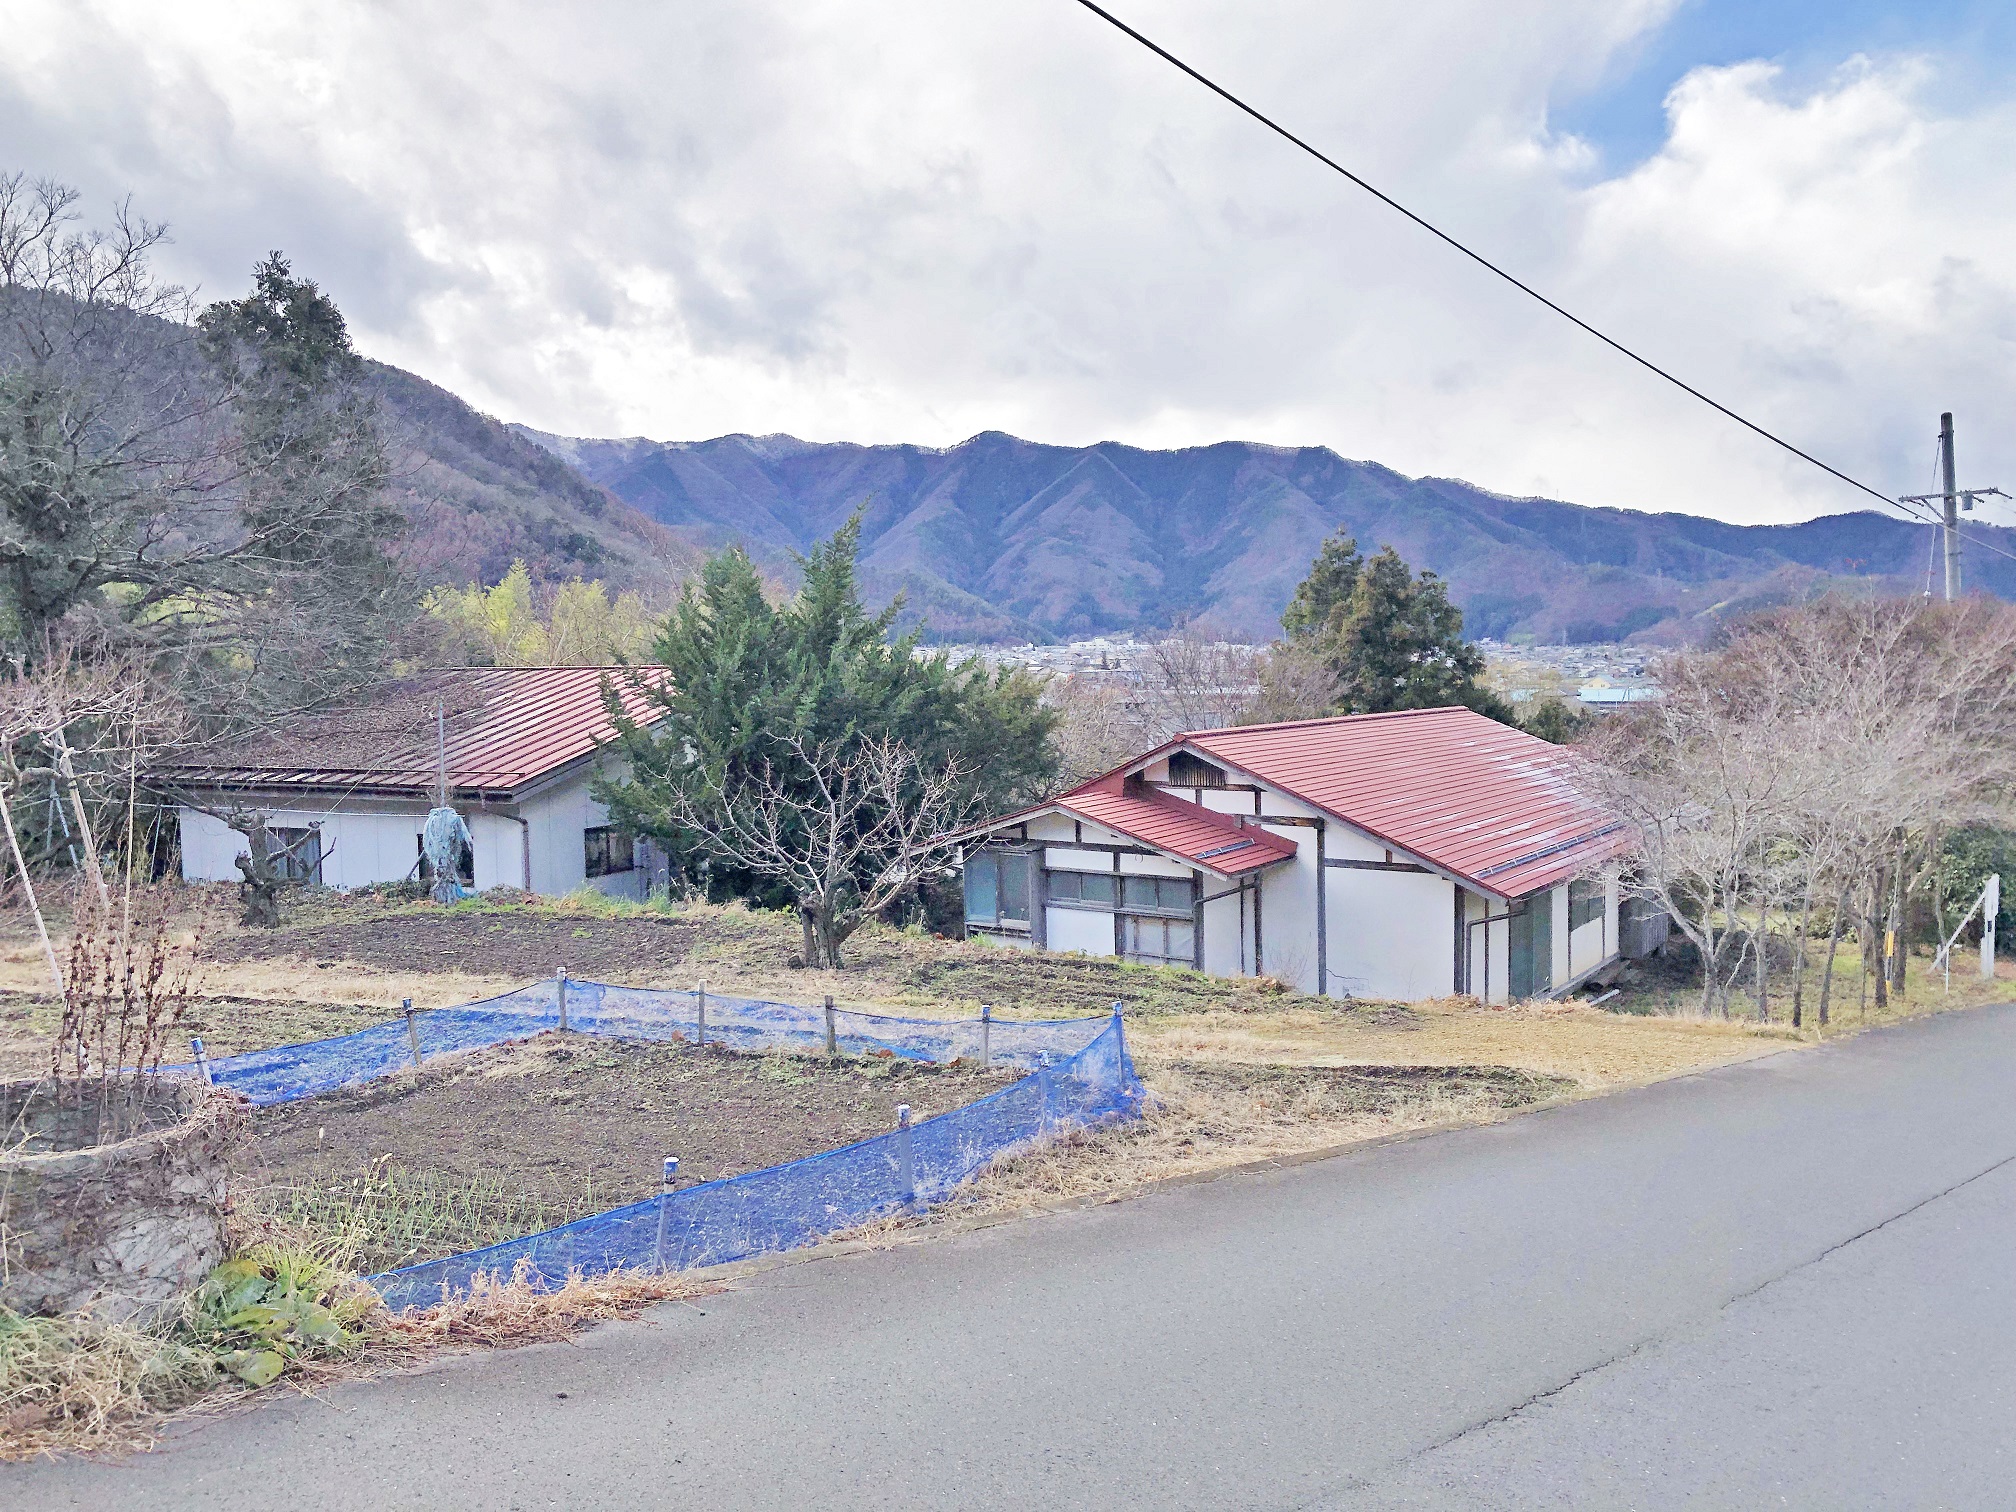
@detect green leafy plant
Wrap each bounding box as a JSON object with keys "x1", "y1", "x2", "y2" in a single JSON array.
[{"x1": 180, "y1": 1250, "x2": 374, "y2": 1387}]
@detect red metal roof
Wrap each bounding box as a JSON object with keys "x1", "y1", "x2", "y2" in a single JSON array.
[
  {"x1": 153, "y1": 667, "x2": 665, "y2": 800},
  {"x1": 1055, "y1": 784, "x2": 1299, "y2": 878},
  {"x1": 1099, "y1": 707, "x2": 1624, "y2": 899}
]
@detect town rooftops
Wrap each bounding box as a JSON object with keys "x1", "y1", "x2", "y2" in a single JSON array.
[
  {"x1": 152, "y1": 667, "x2": 664, "y2": 801},
  {"x1": 1149, "y1": 706, "x2": 1624, "y2": 899}
]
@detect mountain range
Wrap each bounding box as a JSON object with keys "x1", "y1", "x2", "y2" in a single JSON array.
[{"x1": 500, "y1": 424, "x2": 2016, "y2": 644}]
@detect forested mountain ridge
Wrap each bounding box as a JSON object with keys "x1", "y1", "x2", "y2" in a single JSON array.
[
  {"x1": 514, "y1": 426, "x2": 2016, "y2": 644},
  {"x1": 367, "y1": 362, "x2": 700, "y2": 593}
]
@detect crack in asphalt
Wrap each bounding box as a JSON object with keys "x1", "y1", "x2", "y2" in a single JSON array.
[{"x1": 1298, "y1": 1148, "x2": 2016, "y2": 1509}]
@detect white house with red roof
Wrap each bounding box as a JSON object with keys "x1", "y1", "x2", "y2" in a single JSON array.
[
  {"x1": 160, "y1": 668, "x2": 666, "y2": 899},
  {"x1": 961, "y1": 706, "x2": 1642, "y2": 1004}
]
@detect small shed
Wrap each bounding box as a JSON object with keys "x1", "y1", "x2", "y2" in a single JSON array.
[
  {"x1": 157, "y1": 667, "x2": 666, "y2": 899},
  {"x1": 961, "y1": 707, "x2": 1638, "y2": 1004}
]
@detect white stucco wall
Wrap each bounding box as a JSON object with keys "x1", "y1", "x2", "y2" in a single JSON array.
[
  {"x1": 175, "y1": 761, "x2": 630, "y2": 899},
  {"x1": 1327, "y1": 869, "x2": 1456, "y2": 1002},
  {"x1": 1046, "y1": 907, "x2": 1114, "y2": 956}
]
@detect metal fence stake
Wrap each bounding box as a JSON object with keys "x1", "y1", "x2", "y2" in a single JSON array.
[
  {"x1": 980, "y1": 1004, "x2": 992, "y2": 1070},
  {"x1": 557, "y1": 968, "x2": 569, "y2": 1032},
  {"x1": 895, "y1": 1104, "x2": 916, "y2": 1206},
  {"x1": 403, "y1": 999, "x2": 422, "y2": 1069},
  {"x1": 696, "y1": 980, "x2": 707, "y2": 1048},
  {"x1": 191, "y1": 1037, "x2": 213, "y2": 1086},
  {"x1": 824, "y1": 994, "x2": 837, "y2": 1056},
  {"x1": 653, "y1": 1156, "x2": 679, "y2": 1270}
]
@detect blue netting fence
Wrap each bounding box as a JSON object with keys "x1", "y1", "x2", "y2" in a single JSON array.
[{"x1": 171, "y1": 980, "x2": 1142, "y2": 1309}]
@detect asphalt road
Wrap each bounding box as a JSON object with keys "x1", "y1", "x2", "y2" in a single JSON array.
[{"x1": 18, "y1": 1004, "x2": 2016, "y2": 1510}]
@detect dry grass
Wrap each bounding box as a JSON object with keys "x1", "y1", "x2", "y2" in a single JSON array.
[
  {"x1": 837, "y1": 1057, "x2": 1576, "y2": 1246},
  {"x1": 1130, "y1": 995, "x2": 1799, "y2": 1090},
  {"x1": 0, "y1": 1258, "x2": 718, "y2": 1462}
]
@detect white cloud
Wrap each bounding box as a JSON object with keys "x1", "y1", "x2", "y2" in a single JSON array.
[{"x1": 1, "y1": 0, "x2": 2008, "y2": 524}]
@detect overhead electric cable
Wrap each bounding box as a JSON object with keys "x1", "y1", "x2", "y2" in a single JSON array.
[{"x1": 1067, "y1": 0, "x2": 2016, "y2": 566}]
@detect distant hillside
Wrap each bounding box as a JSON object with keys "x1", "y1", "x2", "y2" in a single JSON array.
[
  {"x1": 370, "y1": 364, "x2": 701, "y2": 592},
  {"x1": 514, "y1": 428, "x2": 2016, "y2": 644}
]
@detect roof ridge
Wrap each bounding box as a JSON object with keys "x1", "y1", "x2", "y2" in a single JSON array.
[{"x1": 1183, "y1": 706, "x2": 1471, "y2": 739}]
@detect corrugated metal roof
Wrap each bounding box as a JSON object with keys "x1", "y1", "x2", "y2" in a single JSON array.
[
  {"x1": 1057, "y1": 785, "x2": 1299, "y2": 878},
  {"x1": 1090, "y1": 707, "x2": 1625, "y2": 899},
  {"x1": 153, "y1": 668, "x2": 666, "y2": 800}
]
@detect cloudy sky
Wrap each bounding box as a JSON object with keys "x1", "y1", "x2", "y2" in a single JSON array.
[{"x1": 4, "y1": 0, "x2": 2011, "y2": 524}]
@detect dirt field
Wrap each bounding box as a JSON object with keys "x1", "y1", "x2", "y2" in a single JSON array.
[{"x1": 246, "y1": 1035, "x2": 1020, "y2": 1274}]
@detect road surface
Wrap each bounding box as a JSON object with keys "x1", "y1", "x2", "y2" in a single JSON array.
[{"x1": 16, "y1": 1004, "x2": 2016, "y2": 1509}]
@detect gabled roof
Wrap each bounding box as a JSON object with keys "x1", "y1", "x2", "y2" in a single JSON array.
[
  {"x1": 153, "y1": 667, "x2": 665, "y2": 802},
  {"x1": 1124, "y1": 707, "x2": 1625, "y2": 899},
  {"x1": 971, "y1": 779, "x2": 1298, "y2": 879},
  {"x1": 1056, "y1": 782, "x2": 1300, "y2": 877}
]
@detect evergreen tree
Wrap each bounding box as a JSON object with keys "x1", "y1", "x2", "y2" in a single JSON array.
[
  {"x1": 603, "y1": 513, "x2": 1057, "y2": 908},
  {"x1": 1273, "y1": 531, "x2": 1513, "y2": 723}
]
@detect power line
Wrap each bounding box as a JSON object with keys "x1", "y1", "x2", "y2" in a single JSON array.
[{"x1": 1066, "y1": 0, "x2": 2016, "y2": 568}]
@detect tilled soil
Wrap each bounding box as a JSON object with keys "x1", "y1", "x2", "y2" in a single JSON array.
[
  {"x1": 1161, "y1": 1060, "x2": 1574, "y2": 1113},
  {"x1": 209, "y1": 912, "x2": 705, "y2": 982},
  {"x1": 246, "y1": 1034, "x2": 1024, "y2": 1270}
]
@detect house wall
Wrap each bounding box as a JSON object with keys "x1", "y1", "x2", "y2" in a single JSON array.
[
  {"x1": 1462, "y1": 889, "x2": 1513, "y2": 1004},
  {"x1": 175, "y1": 761, "x2": 636, "y2": 899},
  {"x1": 1326, "y1": 869, "x2": 1457, "y2": 1001}
]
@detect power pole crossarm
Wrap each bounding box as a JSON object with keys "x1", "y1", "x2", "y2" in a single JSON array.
[{"x1": 1899, "y1": 414, "x2": 2003, "y2": 603}]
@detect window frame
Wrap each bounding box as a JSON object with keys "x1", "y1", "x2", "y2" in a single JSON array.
[
  {"x1": 416, "y1": 830, "x2": 474, "y2": 887},
  {"x1": 965, "y1": 846, "x2": 1036, "y2": 930},
  {"x1": 1568, "y1": 877, "x2": 1604, "y2": 932},
  {"x1": 584, "y1": 825, "x2": 637, "y2": 879},
  {"x1": 270, "y1": 825, "x2": 322, "y2": 887}
]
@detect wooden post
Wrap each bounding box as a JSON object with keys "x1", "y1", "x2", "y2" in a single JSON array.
[
  {"x1": 697, "y1": 980, "x2": 707, "y2": 1047},
  {"x1": 824, "y1": 994, "x2": 837, "y2": 1056},
  {"x1": 557, "y1": 969, "x2": 569, "y2": 1032},
  {"x1": 191, "y1": 1038, "x2": 214, "y2": 1086},
  {"x1": 403, "y1": 999, "x2": 422, "y2": 1069},
  {"x1": 979, "y1": 1004, "x2": 991, "y2": 1070}
]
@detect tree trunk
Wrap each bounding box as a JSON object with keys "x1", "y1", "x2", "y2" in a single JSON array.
[
  {"x1": 1817, "y1": 884, "x2": 1845, "y2": 1030},
  {"x1": 1888, "y1": 846, "x2": 1908, "y2": 996},
  {"x1": 1869, "y1": 871, "x2": 1888, "y2": 1013},
  {"x1": 1754, "y1": 897, "x2": 1769, "y2": 1024},
  {"x1": 1791, "y1": 874, "x2": 1814, "y2": 1029},
  {"x1": 231, "y1": 814, "x2": 284, "y2": 929},
  {"x1": 799, "y1": 901, "x2": 822, "y2": 970}
]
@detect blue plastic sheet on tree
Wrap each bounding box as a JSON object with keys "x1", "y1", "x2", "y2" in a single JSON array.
[{"x1": 162, "y1": 979, "x2": 1142, "y2": 1305}]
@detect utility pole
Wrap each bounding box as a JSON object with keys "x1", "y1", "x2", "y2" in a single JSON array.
[
  {"x1": 1940, "y1": 412, "x2": 1961, "y2": 601},
  {"x1": 1900, "y1": 413, "x2": 2006, "y2": 602}
]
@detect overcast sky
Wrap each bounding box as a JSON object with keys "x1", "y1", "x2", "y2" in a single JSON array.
[{"x1": 4, "y1": 0, "x2": 2011, "y2": 525}]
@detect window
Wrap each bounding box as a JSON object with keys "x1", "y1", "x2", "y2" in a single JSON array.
[
  {"x1": 584, "y1": 825, "x2": 636, "y2": 878},
  {"x1": 1122, "y1": 875, "x2": 1194, "y2": 915},
  {"x1": 1167, "y1": 751, "x2": 1227, "y2": 787},
  {"x1": 1046, "y1": 870, "x2": 1116, "y2": 907},
  {"x1": 1569, "y1": 878, "x2": 1604, "y2": 931},
  {"x1": 1123, "y1": 915, "x2": 1195, "y2": 967},
  {"x1": 271, "y1": 826, "x2": 322, "y2": 886},
  {"x1": 417, "y1": 831, "x2": 475, "y2": 887},
  {"x1": 965, "y1": 849, "x2": 1033, "y2": 929}
]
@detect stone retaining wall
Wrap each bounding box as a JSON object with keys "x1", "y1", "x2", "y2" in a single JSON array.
[{"x1": 1, "y1": 1081, "x2": 246, "y2": 1321}]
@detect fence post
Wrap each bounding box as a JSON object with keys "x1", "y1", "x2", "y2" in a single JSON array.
[
  {"x1": 403, "y1": 998, "x2": 422, "y2": 1070},
  {"x1": 980, "y1": 1004, "x2": 991, "y2": 1070},
  {"x1": 697, "y1": 980, "x2": 707, "y2": 1048},
  {"x1": 557, "y1": 969, "x2": 569, "y2": 1032},
  {"x1": 191, "y1": 1037, "x2": 213, "y2": 1087},
  {"x1": 824, "y1": 994, "x2": 837, "y2": 1056},
  {"x1": 894, "y1": 1104, "x2": 916, "y2": 1206},
  {"x1": 1037, "y1": 1061, "x2": 1054, "y2": 1138},
  {"x1": 652, "y1": 1155, "x2": 679, "y2": 1271}
]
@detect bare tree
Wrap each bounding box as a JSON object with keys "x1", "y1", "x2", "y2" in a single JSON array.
[
  {"x1": 1582, "y1": 597, "x2": 2016, "y2": 1022},
  {"x1": 654, "y1": 734, "x2": 978, "y2": 969},
  {"x1": 1042, "y1": 626, "x2": 1262, "y2": 789}
]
